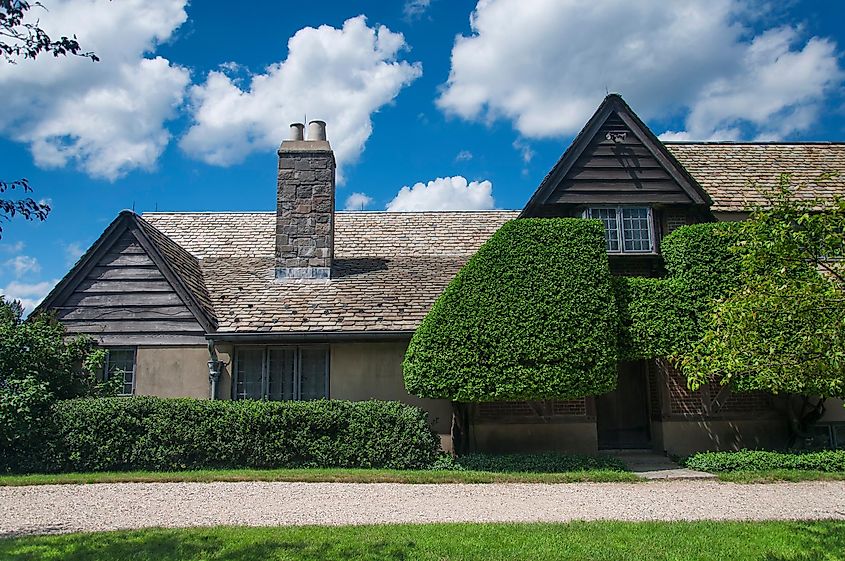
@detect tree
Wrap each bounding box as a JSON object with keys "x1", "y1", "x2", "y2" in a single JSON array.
[
  {"x1": 403, "y1": 219, "x2": 619, "y2": 452},
  {"x1": 0, "y1": 296, "x2": 114, "y2": 470},
  {"x1": 682, "y1": 174, "x2": 845, "y2": 446},
  {"x1": 0, "y1": 1, "x2": 99, "y2": 238}
]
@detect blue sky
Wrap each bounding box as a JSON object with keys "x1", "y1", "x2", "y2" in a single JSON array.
[{"x1": 1, "y1": 0, "x2": 844, "y2": 310}]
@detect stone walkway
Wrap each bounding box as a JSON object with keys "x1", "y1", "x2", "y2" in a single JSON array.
[
  {"x1": 2, "y1": 480, "x2": 844, "y2": 536},
  {"x1": 610, "y1": 451, "x2": 715, "y2": 480}
]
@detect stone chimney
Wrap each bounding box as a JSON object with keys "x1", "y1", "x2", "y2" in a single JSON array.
[{"x1": 275, "y1": 120, "x2": 335, "y2": 280}]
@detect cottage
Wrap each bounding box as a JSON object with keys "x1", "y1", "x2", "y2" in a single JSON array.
[{"x1": 37, "y1": 95, "x2": 845, "y2": 455}]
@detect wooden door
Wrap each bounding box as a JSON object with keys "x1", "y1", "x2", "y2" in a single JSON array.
[{"x1": 596, "y1": 361, "x2": 651, "y2": 449}]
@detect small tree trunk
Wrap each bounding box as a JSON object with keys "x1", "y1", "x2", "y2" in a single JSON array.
[
  {"x1": 785, "y1": 394, "x2": 827, "y2": 449},
  {"x1": 451, "y1": 401, "x2": 470, "y2": 455}
]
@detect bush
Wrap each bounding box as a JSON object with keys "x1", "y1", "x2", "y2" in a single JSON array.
[
  {"x1": 684, "y1": 450, "x2": 845, "y2": 472},
  {"x1": 454, "y1": 452, "x2": 627, "y2": 473},
  {"x1": 10, "y1": 397, "x2": 440, "y2": 473},
  {"x1": 404, "y1": 218, "x2": 619, "y2": 401}
]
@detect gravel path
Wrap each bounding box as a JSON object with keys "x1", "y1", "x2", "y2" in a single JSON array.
[{"x1": 2, "y1": 481, "x2": 844, "y2": 537}]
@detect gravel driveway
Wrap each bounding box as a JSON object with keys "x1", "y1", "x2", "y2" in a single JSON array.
[{"x1": 2, "y1": 481, "x2": 844, "y2": 536}]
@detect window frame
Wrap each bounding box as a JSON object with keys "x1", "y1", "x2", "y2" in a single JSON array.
[
  {"x1": 232, "y1": 345, "x2": 330, "y2": 401},
  {"x1": 103, "y1": 347, "x2": 137, "y2": 396},
  {"x1": 584, "y1": 206, "x2": 656, "y2": 254}
]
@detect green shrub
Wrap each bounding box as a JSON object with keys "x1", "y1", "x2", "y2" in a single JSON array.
[
  {"x1": 661, "y1": 222, "x2": 743, "y2": 300},
  {"x1": 684, "y1": 450, "x2": 845, "y2": 472},
  {"x1": 404, "y1": 218, "x2": 619, "y2": 401},
  {"x1": 11, "y1": 397, "x2": 439, "y2": 473},
  {"x1": 454, "y1": 452, "x2": 627, "y2": 473}
]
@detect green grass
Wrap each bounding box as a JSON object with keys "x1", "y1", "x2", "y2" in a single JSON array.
[
  {"x1": 2, "y1": 522, "x2": 843, "y2": 560},
  {"x1": 717, "y1": 469, "x2": 845, "y2": 483},
  {"x1": 0, "y1": 467, "x2": 638, "y2": 486}
]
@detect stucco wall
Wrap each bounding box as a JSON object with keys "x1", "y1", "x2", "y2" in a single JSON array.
[
  {"x1": 659, "y1": 419, "x2": 788, "y2": 456},
  {"x1": 330, "y1": 341, "x2": 452, "y2": 435},
  {"x1": 134, "y1": 346, "x2": 210, "y2": 398},
  {"x1": 472, "y1": 422, "x2": 597, "y2": 454}
]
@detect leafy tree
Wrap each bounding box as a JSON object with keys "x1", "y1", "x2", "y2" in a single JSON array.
[
  {"x1": 682, "y1": 175, "x2": 845, "y2": 445},
  {"x1": 0, "y1": 1, "x2": 99, "y2": 238},
  {"x1": 0, "y1": 297, "x2": 114, "y2": 470}
]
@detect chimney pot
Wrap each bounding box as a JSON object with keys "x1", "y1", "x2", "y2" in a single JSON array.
[
  {"x1": 289, "y1": 123, "x2": 305, "y2": 141},
  {"x1": 307, "y1": 120, "x2": 327, "y2": 141}
]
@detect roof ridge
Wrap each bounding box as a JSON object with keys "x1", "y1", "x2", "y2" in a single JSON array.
[{"x1": 664, "y1": 141, "x2": 845, "y2": 145}]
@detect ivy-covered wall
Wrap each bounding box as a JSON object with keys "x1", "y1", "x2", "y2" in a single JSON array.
[{"x1": 404, "y1": 219, "x2": 743, "y2": 403}]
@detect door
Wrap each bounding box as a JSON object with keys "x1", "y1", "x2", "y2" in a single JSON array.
[{"x1": 596, "y1": 361, "x2": 651, "y2": 449}]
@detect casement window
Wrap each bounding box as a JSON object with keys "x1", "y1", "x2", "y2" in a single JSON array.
[
  {"x1": 104, "y1": 348, "x2": 136, "y2": 396},
  {"x1": 234, "y1": 346, "x2": 329, "y2": 401},
  {"x1": 586, "y1": 206, "x2": 655, "y2": 253}
]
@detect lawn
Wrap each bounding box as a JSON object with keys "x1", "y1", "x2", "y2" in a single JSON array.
[
  {"x1": 717, "y1": 470, "x2": 845, "y2": 483},
  {"x1": 2, "y1": 521, "x2": 843, "y2": 561},
  {"x1": 0, "y1": 467, "x2": 638, "y2": 486}
]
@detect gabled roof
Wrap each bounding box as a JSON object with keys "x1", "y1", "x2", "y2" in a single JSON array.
[
  {"x1": 521, "y1": 94, "x2": 711, "y2": 216},
  {"x1": 36, "y1": 211, "x2": 216, "y2": 333},
  {"x1": 143, "y1": 211, "x2": 518, "y2": 335},
  {"x1": 667, "y1": 142, "x2": 845, "y2": 212}
]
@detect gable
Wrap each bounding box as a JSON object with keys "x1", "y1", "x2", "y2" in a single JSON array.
[
  {"x1": 38, "y1": 212, "x2": 213, "y2": 345},
  {"x1": 522, "y1": 94, "x2": 711, "y2": 217}
]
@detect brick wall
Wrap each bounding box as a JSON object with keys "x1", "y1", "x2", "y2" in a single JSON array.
[{"x1": 476, "y1": 399, "x2": 587, "y2": 420}]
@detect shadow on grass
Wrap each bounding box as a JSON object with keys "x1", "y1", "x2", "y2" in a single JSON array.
[{"x1": 762, "y1": 521, "x2": 845, "y2": 561}]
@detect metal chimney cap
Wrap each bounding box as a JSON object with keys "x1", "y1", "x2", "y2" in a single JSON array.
[
  {"x1": 289, "y1": 123, "x2": 305, "y2": 141},
  {"x1": 307, "y1": 120, "x2": 327, "y2": 141}
]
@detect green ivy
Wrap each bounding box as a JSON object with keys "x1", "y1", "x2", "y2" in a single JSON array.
[
  {"x1": 684, "y1": 449, "x2": 845, "y2": 472},
  {"x1": 404, "y1": 218, "x2": 619, "y2": 401}
]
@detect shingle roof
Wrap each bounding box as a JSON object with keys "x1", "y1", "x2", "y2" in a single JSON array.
[
  {"x1": 142, "y1": 211, "x2": 518, "y2": 334},
  {"x1": 667, "y1": 143, "x2": 845, "y2": 211}
]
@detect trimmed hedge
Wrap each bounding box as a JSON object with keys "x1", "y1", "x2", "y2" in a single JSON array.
[
  {"x1": 9, "y1": 397, "x2": 440, "y2": 473},
  {"x1": 454, "y1": 452, "x2": 627, "y2": 473},
  {"x1": 684, "y1": 450, "x2": 845, "y2": 472},
  {"x1": 617, "y1": 222, "x2": 744, "y2": 360},
  {"x1": 404, "y1": 218, "x2": 619, "y2": 401}
]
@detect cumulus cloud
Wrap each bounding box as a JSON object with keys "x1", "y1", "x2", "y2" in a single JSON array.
[
  {"x1": 386, "y1": 176, "x2": 495, "y2": 211},
  {"x1": 181, "y1": 16, "x2": 422, "y2": 182},
  {"x1": 437, "y1": 0, "x2": 843, "y2": 141},
  {"x1": 0, "y1": 279, "x2": 58, "y2": 314},
  {"x1": 344, "y1": 192, "x2": 374, "y2": 211},
  {"x1": 4, "y1": 255, "x2": 41, "y2": 278},
  {"x1": 0, "y1": 0, "x2": 190, "y2": 180}
]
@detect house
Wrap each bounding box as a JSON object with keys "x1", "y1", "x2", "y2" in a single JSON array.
[{"x1": 36, "y1": 95, "x2": 845, "y2": 455}]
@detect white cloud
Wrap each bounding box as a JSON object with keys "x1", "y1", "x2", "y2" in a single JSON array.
[
  {"x1": 0, "y1": 279, "x2": 58, "y2": 314},
  {"x1": 404, "y1": 0, "x2": 433, "y2": 20},
  {"x1": 0, "y1": 241, "x2": 25, "y2": 254},
  {"x1": 4, "y1": 255, "x2": 41, "y2": 278},
  {"x1": 0, "y1": 0, "x2": 190, "y2": 180},
  {"x1": 181, "y1": 16, "x2": 422, "y2": 182},
  {"x1": 512, "y1": 139, "x2": 534, "y2": 164},
  {"x1": 437, "y1": 0, "x2": 843, "y2": 141},
  {"x1": 344, "y1": 192, "x2": 374, "y2": 211},
  {"x1": 386, "y1": 176, "x2": 495, "y2": 211},
  {"x1": 455, "y1": 150, "x2": 473, "y2": 162},
  {"x1": 64, "y1": 242, "x2": 86, "y2": 266}
]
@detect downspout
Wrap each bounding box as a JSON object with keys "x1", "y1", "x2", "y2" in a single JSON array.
[{"x1": 207, "y1": 340, "x2": 222, "y2": 400}]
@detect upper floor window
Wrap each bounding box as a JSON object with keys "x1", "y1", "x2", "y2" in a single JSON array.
[
  {"x1": 586, "y1": 206, "x2": 654, "y2": 254},
  {"x1": 234, "y1": 346, "x2": 328, "y2": 401},
  {"x1": 104, "y1": 348, "x2": 136, "y2": 396}
]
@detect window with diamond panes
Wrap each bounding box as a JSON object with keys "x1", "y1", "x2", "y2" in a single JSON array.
[{"x1": 587, "y1": 206, "x2": 653, "y2": 254}]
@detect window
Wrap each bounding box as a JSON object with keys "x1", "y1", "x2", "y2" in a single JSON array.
[
  {"x1": 104, "y1": 348, "x2": 136, "y2": 396},
  {"x1": 234, "y1": 346, "x2": 328, "y2": 401},
  {"x1": 587, "y1": 206, "x2": 654, "y2": 253}
]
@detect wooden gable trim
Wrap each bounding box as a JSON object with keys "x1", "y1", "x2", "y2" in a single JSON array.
[
  {"x1": 520, "y1": 94, "x2": 712, "y2": 217},
  {"x1": 35, "y1": 210, "x2": 215, "y2": 334}
]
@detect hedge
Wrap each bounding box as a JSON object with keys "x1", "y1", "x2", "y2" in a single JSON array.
[
  {"x1": 404, "y1": 218, "x2": 619, "y2": 401},
  {"x1": 6, "y1": 397, "x2": 440, "y2": 473},
  {"x1": 685, "y1": 450, "x2": 845, "y2": 472},
  {"x1": 617, "y1": 222, "x2": 744, "y2": 360},
  {"x1": 454, "y1": 452, "x2": 627, "y2": 473}
]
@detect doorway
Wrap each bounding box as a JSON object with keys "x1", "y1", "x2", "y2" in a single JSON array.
[{"x1": 596, "y1": 361, "x2": 651, "y2": 449}]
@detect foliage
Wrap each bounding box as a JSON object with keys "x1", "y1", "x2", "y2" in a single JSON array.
[
  {"x1": 0, "y1": 0, "x2": 98, "y2": 62},
  {"x1": 0, "y1": 297, "x2": 111, "y2": 470},
  {"x1": 7, "y1": 397, "x2": 441, "y2": 473},
  {"x1": 682, "y1": 176, "x2": 845, "y2": 398},
  {"x1": 404, "y1": 218, "x2": 619, "y2": 402},
  {"x1": 0, "y1": 178, "x2": 50, "y2": 239},
  {"x1": 684, "y1": 449, "x2": 845, "y2": 473},
  {"x1": 616, "y1": 222, "x2": 744, "y2": 361},
  {"x1": 453, "y1": 452, "x2": 627, "y2": 473}
]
